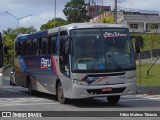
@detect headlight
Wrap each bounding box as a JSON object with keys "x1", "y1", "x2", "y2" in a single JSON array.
[
  {"x1": 125, "y1": 76, "x2": 136, "y2": 83},
  {"x1": 73, "y1": 79, "x2": 88, "y2": 85},
  {"x1": 0, "y1": 73, "x2": 2, "y2": 77}
]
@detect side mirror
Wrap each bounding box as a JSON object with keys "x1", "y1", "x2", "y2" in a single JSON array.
[
  {"x1": 135, "y1": 40, "x2": 140, "y2": 54},
  {"x1": 135, "y1": 36, "x2": 143, "y2": 54}
]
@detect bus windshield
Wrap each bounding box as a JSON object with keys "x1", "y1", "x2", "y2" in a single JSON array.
[{"x1": 71, "y1": 28, "x2": 135, "y2": 72}]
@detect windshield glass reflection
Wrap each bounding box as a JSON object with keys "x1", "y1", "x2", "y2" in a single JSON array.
[{"x1": 71, "y1": 28, "x2": 135, "y2": 72}]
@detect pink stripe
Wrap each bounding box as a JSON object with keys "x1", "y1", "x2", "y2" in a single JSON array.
[{"x1": 51, "y1": 56, "x2": 58, "y2": 75}]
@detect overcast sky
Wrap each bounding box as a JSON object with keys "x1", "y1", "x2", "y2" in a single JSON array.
[{"x1": 0, "y1": 0, "x2": 160, "y2": 32}]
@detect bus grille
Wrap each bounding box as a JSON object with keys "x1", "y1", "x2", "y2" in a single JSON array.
[{"x1": 87, "y1": 88, "x2": 126, "y2": 95}]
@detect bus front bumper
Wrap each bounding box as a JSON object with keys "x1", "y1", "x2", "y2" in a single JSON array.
[{"x1": 67, "y1": 82, "x2": 136, "y2": 99}]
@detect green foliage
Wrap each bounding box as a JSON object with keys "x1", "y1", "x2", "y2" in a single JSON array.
[
  {"x1": 106, "y1": 15, "x2": 115, "y2": 24},
  {"x1": 40, "y1": 18, "x2": 69, "y2": 30},
  {"x1": 136, "y1": 63, "x2": 160, "y2": 86},
  {"x1": 63, "y1": 0, "x2": 90, "y2": 23},
  {"x1": 96, "y1": 8, "x2": 103, "y2": 14},
  {"x1": 101, "y1": 17, "x2": 106, "y2": 23},
  {"x1": 2, "y1": 26, "x2": 36, "y2": 66},
  {"x1": 131, "y1": 33, "x2": 160, "y2": 51},
  {"x1": 16, "y1": 26, "x2": 36, "y2": 34},
  {"x1": 101, "y1": 16, "x2": 115, "y2": 24}
]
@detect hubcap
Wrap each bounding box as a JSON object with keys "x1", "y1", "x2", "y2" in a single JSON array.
[{"x1": 58, "y1": 85, "x2": 63, "y2": 99}]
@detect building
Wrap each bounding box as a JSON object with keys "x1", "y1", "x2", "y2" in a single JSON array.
[
  {"x1": 117, "y1": 12, "x2": 160, "y2": 33},
  {"x1": 90, "y1": 10, "x2": 160, "y2": 33},
  {"x1": 86, "y1": 4, "x2": 111, "y2": 18},
  {"x1": 89, "y1": 11, "x2": 112, "y2": 23}
]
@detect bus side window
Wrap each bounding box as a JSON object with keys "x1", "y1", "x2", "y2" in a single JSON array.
[
  {"x1": 19, "y1": 42, "x2": 25, "y2": 56},
  {"x1": 40, "y1": 38, "x2": 48, "y2": 55},
  {"x1": 16, "y1": 42, "x2": 20, "y2": 56},
  {"x1": 31, "y1": 39, "x2": 38, "y2": 55},
  {"x1": 50, "y1": 35, "x2": 57, "y2": 54},
  {"x1": 26, "y1": 40, "x2": 31, "y2": 55}
]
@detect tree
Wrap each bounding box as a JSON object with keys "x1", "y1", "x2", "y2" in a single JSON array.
[
  {"x1": 2, "y1": 28, "x2": 16, "y2": 65},
  {"x1": 101, "y1": 15, "x2": 115, "y2": 24},
  {"x1": 106, "y1": 15, "x2": 115, "y2": 24},
  {"x1": 40, "y1": 18, "x2": 69, "y2": 30},
  {"x1": 63, "y1": 0, "x2": 90, "y2": 23},
  {"x1": 145, "y1": 33, "x2": 159, "y2": 75},
  {"x1": 16, "y1": 26, "x2": 36, "y2": 34}
]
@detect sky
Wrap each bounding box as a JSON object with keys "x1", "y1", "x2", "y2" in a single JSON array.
[{"x1": 1, "y1": 0, "x2": 160, "y2": 32}]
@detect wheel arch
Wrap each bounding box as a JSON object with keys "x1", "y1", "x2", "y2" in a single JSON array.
[{"x1": 55, "y1": 79, "x2": 60, "y2": 95}]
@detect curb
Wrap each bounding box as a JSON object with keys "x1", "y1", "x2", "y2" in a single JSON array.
[{"x1": 136, "y1": 86, "x2": 160, "y2": 95}]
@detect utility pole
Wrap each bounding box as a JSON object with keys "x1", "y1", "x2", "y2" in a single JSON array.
[
  {"x1": 5, "y1": 11, "x2": 32, "y2": 67},
  {"x1": 114, "y1": 0, "x2": 117, "y2": 24},
  {"x1": 54, "y1": 0, "x2": 56, "y2": 28}
]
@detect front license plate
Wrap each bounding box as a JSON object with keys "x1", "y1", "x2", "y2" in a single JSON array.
[{"x1": 102, "y1": 88, "x2": 112, "y2": 92}]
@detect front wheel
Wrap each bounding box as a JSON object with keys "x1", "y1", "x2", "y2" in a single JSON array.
[
  {"x1": 107, "y1": 95, "x2": 120, "y2": 104},
  {"x1": 10, "y1": 77, "x2": 15, "y2": 86},
  {"x1": 57, "y1": 82, "x2": 69, "y2": 104}
]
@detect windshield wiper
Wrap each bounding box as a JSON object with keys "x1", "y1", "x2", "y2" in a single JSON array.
[{"x1": 107, "y1": 54, "x2": 122, "y2": 69}]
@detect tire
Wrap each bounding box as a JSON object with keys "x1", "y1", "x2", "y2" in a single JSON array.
[
  {"x1": 28, "y1": 80, "x2": 34, "y2": 95},
  {"x1": 12, "y1": 77, "x2": 16, "y2": 86},
  {"x1": 107, "y1": 95, "x2": 120, "y2": 104},
  {"x1": 10, "y1": 76, "x2": 16, "y2": 86},
  {"x1": 57, "y1": 82, "x2": 69, "y2": 104},
  {"x1": 10, "y1": 78, "x2": 13, "y2": 86},
  {"x1": 12, "y1": 83, "x2": 16, "y2": 86}
]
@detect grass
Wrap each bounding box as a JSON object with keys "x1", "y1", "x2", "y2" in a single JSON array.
[
  {"x1": 131, "y1": 33, "x2": 160, "y2": 51},
  {"x1": 136, "y1": 63, "x2": 160, "y2": 86}
]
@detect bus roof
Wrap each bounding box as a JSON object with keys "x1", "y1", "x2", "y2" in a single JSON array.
[
  {"x1": 16, "y1": 30, "x2": 48, "y2": 42},
  {"x1": 48, "y1": 23, "x2": 127, "y2": 34},
  {"x1": 16, "y1": 23, "x2": 127, "y2": 42}
]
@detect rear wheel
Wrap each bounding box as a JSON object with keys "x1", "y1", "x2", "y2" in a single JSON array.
[
  {"x1": 10, "y1": 78, "x2": 13, "y2": 86},
  {"x1": 57, "y1": 82, "x2": 69, "y2": 104},
  {"x1": 28, "y1": 80, "x2": 34, "y2": 95},
  {"x1": 107, "y1": 95, "x2": 120, "y2": 104}
]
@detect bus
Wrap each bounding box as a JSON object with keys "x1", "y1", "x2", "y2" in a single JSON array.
[
  {"x1": 14, "y1": 23, "x2": 136, "y2": 104},
  {"x1": 0, "y1": 32, "x2": 3, "y2": 88}
]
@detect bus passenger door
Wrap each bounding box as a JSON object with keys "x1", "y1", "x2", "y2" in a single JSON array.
[{"x1": 59, "y1": 37, "x2": 70, "y2": 76}]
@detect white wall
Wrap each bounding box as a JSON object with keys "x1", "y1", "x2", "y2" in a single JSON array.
[{"x1": 127, "y1": 22, "x2": 144, "y2": 33}]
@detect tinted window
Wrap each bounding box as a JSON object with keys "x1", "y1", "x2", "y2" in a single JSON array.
[
  {"x1": 31, "y1": 39, "x2": 38, "y2": 55},
  {"x1": 40, "y1": 38, "x2": 48, "y2": 54},
  {"x1": 71, "y1": 28, "x2": 135, "y2": 72},
  {"x1": 50, "y1": 36, "x2": 57, "y2": 54},
  {"x1": 26, "y1": 40, "x2": 31, "y2": 55},
  {"x1": 20, "y1": 41, "x2": 26, "y2": 56}
]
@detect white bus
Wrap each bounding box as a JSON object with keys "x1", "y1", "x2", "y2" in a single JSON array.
[{"x1": 14, "y1": 23, "x2": 136, "y2": 104}]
